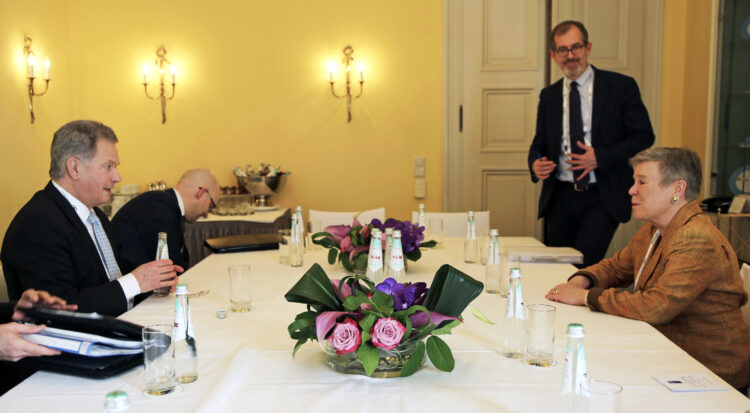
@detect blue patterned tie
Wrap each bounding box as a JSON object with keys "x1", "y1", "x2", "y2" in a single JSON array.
[{"x1": 87, "y1": 211, "x2": 122, "y2": 281}]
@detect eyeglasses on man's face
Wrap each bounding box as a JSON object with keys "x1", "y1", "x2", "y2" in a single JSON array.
[
  {"x1": 554, "y1": 43, "x2": 586, "y2": 57},
  {"x1": 199, "y1": 187, "x2": 217, "y2": 211}
]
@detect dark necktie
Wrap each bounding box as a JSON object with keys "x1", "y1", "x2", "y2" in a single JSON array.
[
  {"x1": 180, "y1": 217, "x2": 190, "y2": 268},
  {"x1": 569, "y1": 81, "x2": 588, "y2": 186}
]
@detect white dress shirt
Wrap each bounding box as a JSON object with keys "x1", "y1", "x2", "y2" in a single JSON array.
[{"x1": 556, "y1": 64, "x2": 597, "y2": 183}]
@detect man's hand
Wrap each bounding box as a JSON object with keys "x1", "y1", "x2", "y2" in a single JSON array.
[
  {"x1": 532, "y1": 157, "x2": 557, "y2": 180},
  {"x1": 12, "y1": 289, "x2": 77, "y2": 322},
  {"x1": 132, "y1": 260, "x2": 183, "y2": 293},
  {"x1": 566, "y1": 141, "x2": 598, "y2": 180},
  {"x1": 0, "y1": 323, "x2": 60, "y2": 362}
]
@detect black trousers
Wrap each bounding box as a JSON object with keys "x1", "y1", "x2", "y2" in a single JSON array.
[{"x1": 544, "y1": 181, "x2": 620, "y2": 268}]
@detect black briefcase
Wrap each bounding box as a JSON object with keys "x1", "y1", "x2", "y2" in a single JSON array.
[{"x1": 13, "y1": 307, "x2": 143, "y2": 378}]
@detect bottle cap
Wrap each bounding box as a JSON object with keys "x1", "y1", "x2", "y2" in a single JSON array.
[
  {"x1": 509, "y1": 268, "x2": 522, "y2": 278},
  {"x1": 217, "y1": 310, "x2": 227, "y2": 319},
  {"x1": 372, "y1": 230, "x2": 381, "y2": 238},
  {"x1": 104, "y1": 390, "x2": 129, "y2": 412},
  {"x1": 385, "y1": 227, "x2": 394, "y2": 235},
  {"x1": 419, "y1": 203, "x2": 425, "y2": 209},
  {"x1": 468, "y1": 211, "x2": 475, "y2": 218},
  {"x1": 393, "y1": 230, "x2": 402, "y2": 237},
  {"x1": 490, "y1": 229, "x2": 499, "y2": 236},
  {"x1": 567, "y1": 323, "x2": 585, "y2": 338},
  {"x1": 175, "y1": 284, "x2": 188, "y2": 295}
]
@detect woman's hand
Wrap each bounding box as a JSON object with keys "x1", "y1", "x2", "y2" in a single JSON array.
[{"x1": 546, "y1": 283, "x2": 588, "y2": 306}]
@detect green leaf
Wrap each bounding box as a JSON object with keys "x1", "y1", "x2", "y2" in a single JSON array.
[
  {"x1": 359, "y1": 313, "x2": 377, "y2": 334},
  {"x1": 426, "y1": 336, "x2": 455, "y2": 372},
  {"x1": 327, "y1": 248, "x2": 338, "y2": 264},
  {"x1": 405, "y1": 248, "x2": 421, "y2": 262},
  {"x1": 357, "y1": 342, "x2": 380, "y2": 376},
  {"x1": 284, "y1": 263, "x2": 341, "y2": 310},
  {"x1": 410, "y1": 323, "x2": 436, "y2": 341},
  {"x1": 423, "y1": 264, "x2": 484, "y2": 317},
  {"x1": 292, "y1": 338, "x2": 307, "y2": 358},
  {"x1": 342, "y1": 294, "x2": 368, "y2": 311},
  {"x1": 420, "y1": 240, "x2": 437, "y2": 248},
  {"x1": 399, "y1": 341, "x2": 425, "y2": 377},
  {"x1": 468, "y1": 305, "x2": 495, "y2": 325},
  {"x1": 370, "y1": 291, "x2": 394, "y2": 315},
  {"x1": 432, "y1": 319, "x2": 461, "y2": 335},
  {"x1": 353, "y1": 253, "x2": 369, "y2": 272},
  {"x1": 340, "y1": 253, "x2": 354, "y2": 271}
]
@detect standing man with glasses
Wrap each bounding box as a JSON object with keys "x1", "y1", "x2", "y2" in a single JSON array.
[
  {"x1": 1, "y1": 120, "x2": 181, "y2": 317},
  {"x1": 528, "y1": 21, "x2": 654, "y2": 267},
  {"x1": 112, "y1": 168, "x2": 219, "y2": 271}
]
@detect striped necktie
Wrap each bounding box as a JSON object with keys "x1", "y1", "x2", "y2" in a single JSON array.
[{"x1": 87, "y1": 211, "x2": 122, "y2": 281}]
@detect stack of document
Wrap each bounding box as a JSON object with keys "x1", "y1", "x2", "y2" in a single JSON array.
[
  {"x1": 22, "y1": 325, "x2": 142, "y2": 357},
  {"x1": 504, "y1": 246, "x2": 583, "y2": 264}
]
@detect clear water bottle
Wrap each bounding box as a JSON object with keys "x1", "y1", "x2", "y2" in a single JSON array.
[
  {"x1": 295, "y1": 206, "x2": 307, "y2": 252},
  {"x1": 386, "y1": 230, "x2": 406, "y2": 282},
  {"x1": 464, "y1": 211, "x2": 478, "y2": 263},
  {"x1": 174, "y1": 284, "x2": 198, "y2": 383},
  {"x1": 484, "y1": 229, "x2": 503, "y2": 294},
  {"x1": 417, "y1": 203, "x2": 427, "y2": 229},
  {"x1": 365, "y1": 229, "x2": 384, "y2": 283},
  {"x1": 383, "y1": 227, "x2": 394, "y2": 270},
  {"x1": 153, "y1": 232, "x2": 170, "y2": 297},
  {"x1": 559, "y1": 323, "x2": 587, "y2": 412},
  {"x1": 289, "y1": 214, "x2": 304, "y2": 267},
  {"x1": 502, "y1": 268, "x2": 525, "y2": 358}
]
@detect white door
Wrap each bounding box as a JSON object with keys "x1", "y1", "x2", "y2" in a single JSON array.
[{"x1": 445, "y1": 0, "x2": 662, "y2": 253}]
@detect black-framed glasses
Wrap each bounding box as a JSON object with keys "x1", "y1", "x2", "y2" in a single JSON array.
[
  {"x1": 554, "y1": 43, "x2": 586, "y2": 57},
  {"x1": 199, "y1": 187, "x2": 217, "y2": 211}
]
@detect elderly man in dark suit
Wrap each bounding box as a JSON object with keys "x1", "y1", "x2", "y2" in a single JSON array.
[
  {"x1": 1, "y1": 120, "x2": 181, "y2": 316},
  {"x1": 528, "y1": 20, "x2": 654, "y2": 267},
  {"x1": 112, "y1": 168, "x2": 220, "y2": 271}
]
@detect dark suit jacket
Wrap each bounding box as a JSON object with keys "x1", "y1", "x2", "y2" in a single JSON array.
[
  {"x1": 111, "y1": 189, "x2": 189, "y2": 270},
  {"x1": 527, "y1": 66, "x2": 655, "y2": 223},
  {"x1": 1, "y1": 182, "x2": 132, "y2": 316},
  {"x1": 0, "y1": 302, "x2": 12, "y2": 323}
]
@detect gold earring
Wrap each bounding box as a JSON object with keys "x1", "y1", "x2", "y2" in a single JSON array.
[{"x1": 671, "y1": 194, "x2": 679, "y2": 204}]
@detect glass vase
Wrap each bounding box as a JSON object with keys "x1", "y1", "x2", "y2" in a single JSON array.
[{"x1": 323, "y1": 339, "x2": 424, "y2": 378}]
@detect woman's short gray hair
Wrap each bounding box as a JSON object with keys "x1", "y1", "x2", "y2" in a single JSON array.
[
  {"x1": 49, "y1": 120, "x2": 117, "y2": 179},
  {"x1": 630, "y1": 147, "x2": 702, "y2": 201}
]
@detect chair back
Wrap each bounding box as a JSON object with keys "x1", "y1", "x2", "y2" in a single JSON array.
[
  {"x1": 309, "y1": 208, "x2": 386, "y2": 233},
  {"x1": 411, "y1": 211, "x2": 490, "y2": 237}
]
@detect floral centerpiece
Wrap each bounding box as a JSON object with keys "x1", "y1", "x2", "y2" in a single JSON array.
[
  {"x1": 311, "y1": 218, "x2": 436, "y2": 274},
  {"x1": 285, "y1": 263, "x2": 487, "y2": 377}
]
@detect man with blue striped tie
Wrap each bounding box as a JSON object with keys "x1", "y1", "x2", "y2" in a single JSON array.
[{"x1": 1, "y1": 120, "x2": 182, "y2": 316}]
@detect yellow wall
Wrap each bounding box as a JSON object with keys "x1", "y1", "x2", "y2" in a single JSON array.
[
  {"x1": 0, "y1": 0, "x2": 444, "y2": 238},
  {"x1": 659, "y1": 0, "x2": 713, "y2": 161}
]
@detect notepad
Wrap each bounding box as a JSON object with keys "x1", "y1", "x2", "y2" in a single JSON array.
[
  {"x1": 652, "y1": 374, "x2": 729, "y2": 392},
  {"x1": 504, "y1": 246, "x2": 583, "y2": 264}
]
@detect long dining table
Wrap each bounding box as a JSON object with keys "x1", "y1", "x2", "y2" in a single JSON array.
[{"x1": 1, "y1": 237, "x2": 749, "y2": 412}]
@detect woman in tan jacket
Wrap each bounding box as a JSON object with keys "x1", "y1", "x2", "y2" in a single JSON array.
[{"x1": 547, "y1": 147, "x2": 750, "y2": 391}]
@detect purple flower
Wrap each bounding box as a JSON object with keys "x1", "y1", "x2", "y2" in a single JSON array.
[
  {"x1": 325, "y1": 225, "x2": 351, "y2": 244},
  {"x1": 370, "y1": 218, "x2": 425, "y2": 254},
  {"x1": 376, "y1": 278, "x2": 428, "y2": 311}
]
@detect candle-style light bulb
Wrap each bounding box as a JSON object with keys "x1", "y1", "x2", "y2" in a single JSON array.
[
  {"x1": 142, "y1": 65, "x2": 148, "y2": 84},
  {"x1": 28, "y1": 54, "x2": 35, "y2": 78},
  {"x1": 44, "y1": 57, "x2": 50, "y2": 80},
  {"x1": 358, "y1": 62, "x2": 364, "y2": 82},
  {"x1": 327, "y1": 62, "x2": 336, "y2": 83},
  {"x1": 170, "y1": 66, "x2": 176, "y2": 84}
]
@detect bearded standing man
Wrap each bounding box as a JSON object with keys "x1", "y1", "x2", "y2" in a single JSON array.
[{"x1": 528, "y1": 20, "x2": 655, "y2": 267}]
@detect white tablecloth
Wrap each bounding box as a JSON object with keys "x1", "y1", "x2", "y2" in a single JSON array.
[{"x1": 2, "y1": 238, "x2": 749, "y2": 412}]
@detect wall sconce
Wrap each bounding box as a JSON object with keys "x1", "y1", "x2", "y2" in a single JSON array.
[
  {"x1": 328, "y1": 45, "x2": 364, "y2": 122},
  {"x1": 142, "y1": 45, "x2": 176, "y2": 124},
  {"x1": 23, "y1": 36, "x2": 51, "y2": 124}
]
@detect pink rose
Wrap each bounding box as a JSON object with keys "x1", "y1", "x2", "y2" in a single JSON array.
[
  {"x1": 339, "y1": 236, "x2": 353, "y2": 253},
  {"x1": 329, "y1": 318, "x2": 361, "y2": 355},
  {"x1": 370, "y1": 317, "x2": 406, "y2": 351}
]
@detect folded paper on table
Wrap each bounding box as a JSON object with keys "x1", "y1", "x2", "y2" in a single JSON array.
[
  {"x1": 652, "y1": 373, "x2": 729, "y2": 392},
  {"x1": 504, "y1": 246, "x2": 583, "y2": 264},
  {"x1": 22, "y1": 325, "x2": 142, "y2": 357}
]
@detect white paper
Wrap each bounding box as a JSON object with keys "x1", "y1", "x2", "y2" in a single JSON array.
[{"x1": 652, "y1": 374, "x2": 729, "y2": 392}]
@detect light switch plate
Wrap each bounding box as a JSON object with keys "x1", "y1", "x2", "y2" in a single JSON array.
[
  {"x1": 414, "y1": 157, "x2": 426, "y2": 177},
  {"x1": 414, "y1": 178, "x2": 426, "y2": 198}
]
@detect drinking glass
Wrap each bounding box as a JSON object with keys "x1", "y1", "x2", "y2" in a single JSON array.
[
  {"x1": 142, "y1": 324, "x2": 176, "y2": 395},
  {"x1": 229, "y1": 264, "x2": 252, "y2": 312},
  {"x1": 278, "y1": 229, "x2": 291, "y2": 264},
  {"x1": 581, "y1": 379, "x2": 622, "y2": 413},
  {"x1": 427, "y1": 218, "x2": 444, "y2": 248},
  {"x1": 523, "y1": 304, "x2": 556, "y2": 367}
]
